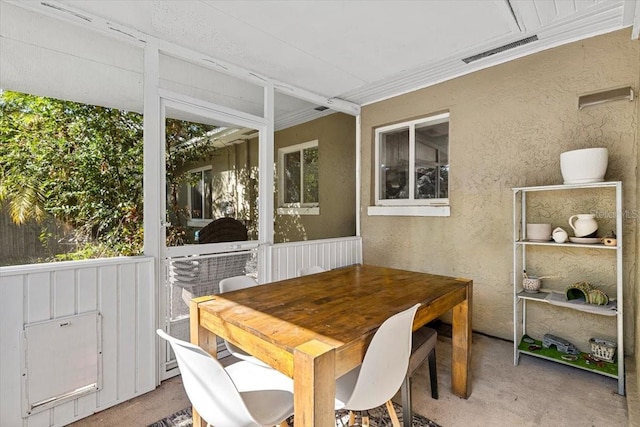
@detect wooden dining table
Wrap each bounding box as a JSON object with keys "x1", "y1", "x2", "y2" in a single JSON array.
[{"x1": 190, "y1": 264, "x2": 473, "y2": 427}]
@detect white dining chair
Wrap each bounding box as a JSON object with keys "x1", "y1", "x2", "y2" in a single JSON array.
[
  {"x1": 219, "y1": 275, "x2": 269, "y2": 368},
  {"x1": 298, "y1": 265, "x2": 326, "y2": 276},
  {"x1": 156, "y1": 329, "x2": 294, "y2": 427},
  {"x1": 401, "y1": 326, "x2": 439, "y2": 427},
  {"x1": 334, "y1": 303, "x2": 421, "y2": 427}
]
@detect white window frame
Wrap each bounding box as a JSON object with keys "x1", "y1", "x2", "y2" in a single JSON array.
[
  {"x1": 186, "y1": 165, "x2": 213, "y2": 227},
  {"x1": 369, "y1": 112, "x2": 450, "y2": 217},
  {"x1": 277, "y1": 140, "x2": 319, "y2": 215}
]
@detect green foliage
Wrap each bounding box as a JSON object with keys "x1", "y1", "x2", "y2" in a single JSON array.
[{"x1": 0, "y1": 90, "x2": 218, "y2": 261}]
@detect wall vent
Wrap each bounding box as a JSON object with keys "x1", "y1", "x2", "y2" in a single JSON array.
[
  {"x1": 462, "y1": 35, "x2": 538, "y2": 64},
  {"x1": 314, "y1": 106, "x2": 329, "y2": 112}
]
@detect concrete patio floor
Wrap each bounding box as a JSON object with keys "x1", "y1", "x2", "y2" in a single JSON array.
[{"x1": 69, "y1": 331, "x2": 637, "y2": 427}]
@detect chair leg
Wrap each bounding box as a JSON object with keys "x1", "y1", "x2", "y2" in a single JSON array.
[
  {"x1": 385, "y1": 400, "x2": 401, "y2": 427},
  {"x1": 348, "y1": 410, "x2": 356, "y2": 426},
  {"x1": 428, "y1": 348, "x2": 439, "y2": 399},
  {"x1": 401, "y1": 376, "x2": 412, "y2": 427}
]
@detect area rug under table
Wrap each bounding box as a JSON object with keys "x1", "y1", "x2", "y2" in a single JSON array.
[{"x1": 147, "y1": 402, "x2": 441, "y2": 427}]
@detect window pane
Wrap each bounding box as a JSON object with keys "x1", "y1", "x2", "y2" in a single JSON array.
[
  {"x1": 190, "y1": 172, "x2": 203, "y2": 219},
  {"x1": 415, "y1": 120, "x2": 449, "y2": 199},
  {"x1": 380, "y1": 128, "x2": 410, "y2": 200},
  {"x1": 203, "y1": 169, "x2": 213, "y2": 219},
  {"x1": 284, "y1": 151, "x2": 301, "y2": 203},
  {"x1": 303, "y1": 147, "x2": 319, "y2": 203}
]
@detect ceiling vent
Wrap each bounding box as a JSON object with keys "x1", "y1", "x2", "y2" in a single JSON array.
[
  {"x1": 462, "y1": 35, "x2": 538, "y2": 64},
  {"x1": 314, "y1": 106, "x2": 329, "y2": 112}
]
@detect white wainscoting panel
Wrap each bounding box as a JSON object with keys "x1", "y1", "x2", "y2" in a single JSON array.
[
  {"x1": 0, "y1": 257, "x2": 155, "y2": 427},
  {"x1": 270, "y1": 236, "x2": 362, "y2": 281}
]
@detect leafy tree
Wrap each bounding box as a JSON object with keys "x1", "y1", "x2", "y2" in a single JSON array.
[{"x1": 0, "y1": 90, "x2": 217, "y2": 260}]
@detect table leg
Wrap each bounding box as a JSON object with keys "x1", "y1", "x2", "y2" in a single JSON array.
[
  {"x1": 451, "y1": 282, "x2": 472, "y2": 398},
  {"x1": 293, "y1": 340, "x2": 336, "y2": 427},
  {"x1": 189, "y1": 299, "x2": 217, "y2": 427}
]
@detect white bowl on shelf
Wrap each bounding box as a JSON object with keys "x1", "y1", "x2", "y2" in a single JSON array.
[
  {"x1": 526, "y1": 223, "x2": 551, "y2": 241},
  {"x1": 560, "y1": 147, "x2": 608, "y2": 184}
]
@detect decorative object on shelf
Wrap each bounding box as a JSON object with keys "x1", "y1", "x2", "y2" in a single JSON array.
[
  {"x1": 568, "y1": 237, "x2": 602, "y2": 244},
  {"x1": 526, "y1": 223, "x2": 551, "y2": 241},
  {"x1": 560, "y1": 147, "x2": 608, "y2": 184},
  {"x1": 552, "y1": 227, "x2": 568, "y2": 243},
  {"x1": 561, "y1": 354, "x2": 578, "y2": 361},
  {"x1": 522, "y1": 277, "x2": 541, "y2": 293},
  {"x1": 589, "y1": 338, "x2": 617, "y2": 363},
  {"x1": 565, "y1": 281, "x2": 610, "y2": 305},
  {"x1": 602, "y1": 231, "x2": 617, "y2": 246},
  {"x1": 583, "y1": 354, "x2": 605, "y2": 367},
  {"x1": 569, "y1": 214, "x2": 598, "y2": 238},
  {"x1": 542, "y1": 334, "x2": 579, "y2": 355}
]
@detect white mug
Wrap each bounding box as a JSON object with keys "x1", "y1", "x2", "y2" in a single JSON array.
[{"x1": 552, "y1": 227, "x2": 568, "y2": 243}]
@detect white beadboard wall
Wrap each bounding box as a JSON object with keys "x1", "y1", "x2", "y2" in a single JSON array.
[
  {"x1": 270, "y1": 236, "x2": 362, "y2": 281},
  {"x1": 0, "y1": 257, "x2": 156, "y2": 427}
]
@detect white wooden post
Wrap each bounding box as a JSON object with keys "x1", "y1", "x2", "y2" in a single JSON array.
[
  {"x1": 143, "y1": 38, "x2": 163, "y2": 385},
  {"x1": 259, "y1": 84, "x2": 275, "y2": 283}
]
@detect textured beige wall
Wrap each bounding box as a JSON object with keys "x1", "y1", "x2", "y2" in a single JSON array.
[
  {"x1": 274, "y1": 113, "x2": 356, "y2": 243},
  {"x1": 210, "y1": 142, "x2": 259, "y2": 237},
  {"x1": 636, "y1": 46, "x2": 640, "y2": 399},
  {"x1": 361, "y1": 29, "x2": 638, "y2": 354}
]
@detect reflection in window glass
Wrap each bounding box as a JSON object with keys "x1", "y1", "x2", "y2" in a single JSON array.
[
  {"x1": 203, "y1": 169, "x2": 213, "y2": 219},
  {"x1": 380, "y1": 128, "x2": 410, "y2": 200},
  {"x1": 303, "y1": 147, "x2": 319, "y2": 203},
  {"x1": 279, "y1": 140, "x2": 319, "y2": 207},
  {"x1": 190, "y1": 175, "x2": 203, "y2": 219},
  {"x1": 284, "y1": 151, "x2": 301, "y2": 204},
  {"x1": 188, "y1": 169, "x2": 214, "y2": 220},
  {"x1": 415, "y1": 121, "x2": 449, "y2": 199}
]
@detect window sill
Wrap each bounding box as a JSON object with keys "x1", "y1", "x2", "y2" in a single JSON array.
[
  {"x1": 367, "y1": 205, "x2": 450, "y2": 217},
  {"x1": 277, "y1": 207, "x2": 320, "y2": 216}
]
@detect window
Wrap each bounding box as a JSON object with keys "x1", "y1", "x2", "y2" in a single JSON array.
[
  {"x1": 278, "y1": 140, "x2": 319, "y2": 215},
  {"x1": 370, "y1": 112, "x2": 450, "y2": 217},
  {"x1": 187, "y1": 166, "x2": 213, "y2": 224}
]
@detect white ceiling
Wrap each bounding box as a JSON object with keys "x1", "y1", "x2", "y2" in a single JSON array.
[{"x1": 1, "y1": 0, "x2": 638, "y2": 128}]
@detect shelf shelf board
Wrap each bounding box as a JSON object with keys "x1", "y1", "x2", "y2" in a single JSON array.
[
  {"x1": 517, "y1": 291, "x2": 618, "y2": 316},
  {"x1": 515, "y1": 240, "x2": 617, "y2": 249},
  {"x1": 518, "y1": 335, "x2": 618, "y2": 378},
  {"x1": 512, "y1": 181, "x2": 621, "y2": 192}
]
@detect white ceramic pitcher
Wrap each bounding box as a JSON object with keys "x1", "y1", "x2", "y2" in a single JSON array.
[{"x1": 569, "y1": 214, "x2": 598, "y2": 237}]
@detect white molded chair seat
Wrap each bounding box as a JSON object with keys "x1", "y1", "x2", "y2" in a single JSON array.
[
  {"x1": 334, "y1": 304, "x2": 420, "y2": 427},
  {"x1": 401, "y1": 325, "x2": 438, "y2": 427},
  {"x1": 219, "y1": 276, "x2": 269, "y2": 368},
  {"x1": 298, "y1": 265, "x2": 326, "y2": 276},
  {"x1": 156, "y1": 329, "x2": 294, "y2": 427}
]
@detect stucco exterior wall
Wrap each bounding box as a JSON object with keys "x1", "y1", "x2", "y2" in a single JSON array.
[
  {"x1": 274, "y1": 113, "x2": 356, "y2": 243},
  {"x1": 361, "y1": 29, "x2": 638, "y2": 355},
  {"x1": 636, "y1": 45, "x2": 640, "y2": 399}
]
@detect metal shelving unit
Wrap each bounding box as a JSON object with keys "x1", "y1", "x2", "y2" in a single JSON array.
[{"x1": 512, "y1": 181, "x2": 624, "y2": 395}]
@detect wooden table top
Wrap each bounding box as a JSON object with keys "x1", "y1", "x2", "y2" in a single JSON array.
[{"x1": 196, "y1": 264, "x2": 471, "y2": 364}]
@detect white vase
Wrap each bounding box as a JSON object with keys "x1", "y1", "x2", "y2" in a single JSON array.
[{"x1": 560, "y1": 148, "x2": 608, "y2": 185}]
